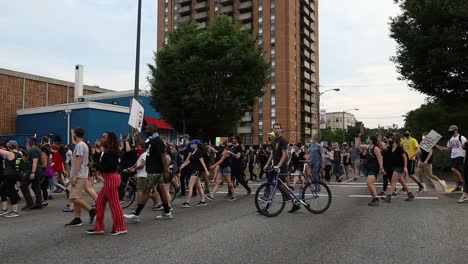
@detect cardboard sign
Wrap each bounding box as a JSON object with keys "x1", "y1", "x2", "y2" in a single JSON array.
[
  {"x1": 128, "y1": 98, "x2": 144, "y2": 132},
  {"x1": 319, "y1": 109, "x2": 327, "y2": 129},
  {"x1": 420, "y1": 130, "x2": 442, "y2": 152}
]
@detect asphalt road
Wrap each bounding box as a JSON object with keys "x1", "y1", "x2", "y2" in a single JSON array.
[{"x1": 1, "y1": 177, "x2": 467, "y2": 264}]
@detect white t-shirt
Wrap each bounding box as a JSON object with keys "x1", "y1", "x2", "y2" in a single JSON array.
[
  {"x1": 447, "y1": 135, "x2": 466, "y2": 159},
  {"x1": 65, "y1": 149, "x2": 72, "y2": 164},
  {"x1": 136, "y1": 152, "x2": 147, "y2": 178},
  {"x1": 70, "y1": 141, "x2": 89, "y2": 179}
]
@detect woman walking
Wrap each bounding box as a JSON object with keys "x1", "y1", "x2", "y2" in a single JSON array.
[
  {"x1": 87, "y1": 132, "x2": 127, "y2": 235},
  {"x1": 0, "y1": 141, "x2": 22, "y2": 217},
  {"x1": 179, "y1": 139, "x2": 209, "y2": 208},
  {"x1": 381, "y1": 136, "x2": 415, "y2": 203},
  {"x1": 362, "y1": 136, "x2": 384, "y2": 206}
]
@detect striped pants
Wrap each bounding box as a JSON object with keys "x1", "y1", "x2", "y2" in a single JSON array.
[{"x1": 94, "y1": 172, "x2": 127, "y2": 232}]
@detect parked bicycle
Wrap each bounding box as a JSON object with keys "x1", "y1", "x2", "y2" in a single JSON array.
[{"x1": 254, "y1": 168, "x2": 332, "y2": 217}]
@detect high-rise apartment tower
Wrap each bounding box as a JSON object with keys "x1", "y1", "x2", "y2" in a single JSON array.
[{"x1": 157, "y1": 0, "x2": 319, "y2": 144}]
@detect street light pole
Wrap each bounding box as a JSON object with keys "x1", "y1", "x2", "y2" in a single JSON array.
[
  {"x1": 134, "y1": 0, "x2": 142, "y2": 100},
  {"x1": 342, "y1": 108, "x2": 359, "y2": 143},
  {"x1": 317, "y1": 88, "x2": 340, "y2": 141}
]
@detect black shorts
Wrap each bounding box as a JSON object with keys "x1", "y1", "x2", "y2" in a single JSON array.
[
  {"x1": 364, "y1": 168, "x2": 379, "y2": 178},
  {"x1": 451, "y1": 157, "x2": 464, "y2": 173},
  {"x1": 407, "y1": 160, "x2": 416, "y2": 175}
]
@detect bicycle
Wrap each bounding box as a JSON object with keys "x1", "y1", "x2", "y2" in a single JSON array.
[
  {"x1": 120, "y1": 166, "x2": 179, "y2": 209},
  {"x1": 254, "y1": 168, "x2": 332, "y2": 217}
]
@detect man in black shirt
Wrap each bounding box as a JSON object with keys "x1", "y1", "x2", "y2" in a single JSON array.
[
  {"x1": 264, "y1": 123, "x2": 299, "y2": 212},
  {"x1": 132, "y1": 124, "x2": 173, "y2": 220},
  {"x1": 178, "y1": 134, "x2": 191, "y2": 197},
  {"x1": 228, "y1": 135, "x2": 251, "y2": 195}
]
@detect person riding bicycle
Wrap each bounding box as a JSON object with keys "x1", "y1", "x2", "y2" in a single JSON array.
[{"x1": 263, "y1": 123, "x2": 300, "y2": 213}]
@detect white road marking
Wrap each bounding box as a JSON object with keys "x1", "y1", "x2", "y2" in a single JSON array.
[{"x1": 348, "y1": 194, "x2": 439, "y2": 200}]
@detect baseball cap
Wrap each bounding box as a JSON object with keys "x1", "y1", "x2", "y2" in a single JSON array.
[
  {"x1": 448, "y1": 125, "x2": 458, "y2": 132},
  {"x1": 190, "y1": 139, "x2": 201, "y2": 145},
  {"x1": 7, "y1": 140, "x2": 18, "y2": 148},
  {"x1": 182, "y1": 134, "x2": 190, "y2": 139}
]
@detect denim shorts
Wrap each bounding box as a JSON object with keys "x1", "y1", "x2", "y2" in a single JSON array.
[
  {"x1": 218, "y1": 166, "x2": 231, "y2": 176},
  {"x1": 393, "y1": 167, "x2": 404, "y2": 174}
]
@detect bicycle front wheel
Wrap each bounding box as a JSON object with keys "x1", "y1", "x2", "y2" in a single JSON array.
[
  {"x1": 121, "y1": 186, "x2": 136, "y2": 209},
  {"x1": 301, "y1": 181, "x2": 331, "y2": 214},
  {"x1": 254, "y1": 182, "x2": 286, "y2": 217}
]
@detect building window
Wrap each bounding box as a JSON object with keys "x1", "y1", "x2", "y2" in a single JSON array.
[{"x1": 271, "y1": 108, "x2": 276, "y2": 118}]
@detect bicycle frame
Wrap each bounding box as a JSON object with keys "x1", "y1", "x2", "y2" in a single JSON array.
[{"x1": 267, "y1": 170, "x2": 310, "y2": 207}]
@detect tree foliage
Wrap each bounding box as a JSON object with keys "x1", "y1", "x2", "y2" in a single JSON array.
[
  {"x1": 389, "y1": 0, "x2": 468, "y2": 99},
  {"x1": 148, "y1": 16, "x2": 270, "y2": 141}
]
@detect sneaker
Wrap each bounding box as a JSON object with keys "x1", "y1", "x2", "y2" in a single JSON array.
[
  {"x1": 452, "y1": 185, "x2": 462, "y2": 193},
  {"x1": 31, "y1": 205, "x2": 43, "y2": 210},
  {"x1": 246, "y1": 189, "x2": 252, "y2": 196},
  {"x1": 21, "y1": 205, "x2": 33, "y2": 211},
  {"x1": 205, "y1": 194, "x2": 214, "y2": 201},
  {"x1": 181, "y1": 202, "x2": 190, "y2": 208},
  {"x1": 124, "y1": 213, "x2": 140, "y2": 221},
  {"x1": 368, "y1": 198, "x2": 379, "y2": 206},
  {"x1": 4, "y1": 211, "x2": 19, "y2": 218},
  {"x1": 196, "y1": 201, "x2": 207, "y2": 207},
  {"x1": 457, "y1": 194, "x2": 468, "y2": 203},
  {"x1": 391, "y1": 192, "x2": 398, "y2": 197},
  {"x1": 89, "y1": 208, "x2": 96, "y2": 224},
  {"x1": 405, "y1": 192, "x2": 415, "y2": 201},
  {"x1": 109, "y1": 230, "x2": 128, "y2": 236},
  {"x1": 287, "y1": 204, "x2": 301, "y2": 213},
  {"x1": 229, "y1": 196, "x2": 237, "y2": 201},
  {"x1": 439, "y1": 180, "x2": 447, "y2": 191},
  {"x1": 86, "y1": 229, "x2": 105, "y2": 235},
  {"x1": 63, "y1": 206, "x2": 74, "y2": 213},
  {"x1": 65, "y1": 218, "x2": 83, "y2": 227},
  {"x1": 41, "y1": 202, "x2": 48, "y2": 207},
  {"x1": 381, "y1": 195, "x2": 391, "y2": 203},
  {"x1": 48, "y1": 195, "x2": 54, "y2": 199},
  {"x1": 378, "y1": 192, "x2": 386, "y2": 196},
  {"x1": 417, "y1": 187, "x2": 424, "y2": 193},
  {"x1": 156, "y1": 212, "x2": 173, "y2": 220},
  {"x1": 0, "y1": 210, "x2": 8, "y2": 217},
  {"x1": 152, "y1": 204, "x2": 163, "y2": 211}
]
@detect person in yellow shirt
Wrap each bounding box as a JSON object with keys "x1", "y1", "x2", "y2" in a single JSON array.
[{"x1": 401, "y1": 129, "x2": 425, "y2": 192}]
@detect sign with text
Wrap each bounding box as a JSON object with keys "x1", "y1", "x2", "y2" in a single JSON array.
[
  {"x1": 319, "y1": 109, "x2": 327, "y2": 129},
  {"x1": 128, "y1": 98, "x2": 144, "y2": 132},
  {"x1": 420, "y1": 130, "x2": 442, "y2": 152}
]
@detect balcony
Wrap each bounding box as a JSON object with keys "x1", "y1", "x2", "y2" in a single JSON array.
[
  {"x1": 241, "y1": 112, "x2": 253, "y2": 122},
  {"x1": 195, "y1": 1, "x2": 208, "y2": 11},
  {"x1": 237, "y1": 126, "x2": 253, "y2": 134},
  {"x1": 179, "y1": 0, "x2": 191, "y2": 5},
  {"x1": 220, "y1": 5, "x2": 233, "y2": 14},
  {"x1": 241, "y1": 23, "x2": 252, "y2": 31},
  {"x1": 195, "y1": 12, "x2": 208, "y2": 22},
  {"x1": 179, "y1": 5, "x2": 191, "y2": 15},
  {"x1": 179, "y1": 16, "x2": 191, "y2": 23},
  {"x1": 238, "y1": 12, "x2": 252, "y2": 21},
  {"x1": 220, "y1": 0, "x2": 233, "y2": 6},
  {"x1": 239, "y1": 1, "x2": 253, "y2": 11}
]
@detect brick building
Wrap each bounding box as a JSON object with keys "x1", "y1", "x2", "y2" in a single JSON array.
[
  {"x1": 157, "y1": 0, "x2": 319, "y2": 144},
  {"x1": 0, "y1": 68, "x2": 112, "y2": 137}
]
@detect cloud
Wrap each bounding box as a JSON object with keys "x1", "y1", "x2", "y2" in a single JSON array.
[{"x1": 319, "y1": 0, "x2": 427, "y2": 128}]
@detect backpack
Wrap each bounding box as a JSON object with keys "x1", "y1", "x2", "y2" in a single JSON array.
[
  {"x1": 14, "y1": 152, "x2": 25, "y2": 173},
  {"x1": 45, "y1": 159, "x2": 55, "y2": 178}
]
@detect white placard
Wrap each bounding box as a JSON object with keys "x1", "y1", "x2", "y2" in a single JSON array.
[
  {"x1": 128, "y1": 98, "x2": 144, "y2": 132},
  {"x1": 420, "y1": 130, "x2": 442, "y2": 152},
  {"x1": 319, "y1": 109, "x2": 327, "y2": 129}
]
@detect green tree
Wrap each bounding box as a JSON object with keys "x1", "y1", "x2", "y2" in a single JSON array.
[
  {"x1": 389, "y1": 0, "x2": 468, "y2": 100},
  {"x1": 148, "y1": 16, "x2": 270, "y2": 142}
]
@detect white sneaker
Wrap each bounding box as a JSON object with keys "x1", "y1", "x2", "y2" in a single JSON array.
[
  {"x1": 123, "y1": 213, "x2": 140, "y2": 222},
  {"x1": 156, "y1": 212, "x2": 173, "y2": 220},
  {"x1": 457, "y1": 194, "x2": 468, "y2": 203},
  {"x1": 439, "y1": 180, "x2": 447, "y2": 192},
  {"x1": 0, "y1": 210, "x2": 8, "y2": 217}
]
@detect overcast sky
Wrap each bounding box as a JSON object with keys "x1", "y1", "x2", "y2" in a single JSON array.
[{"x1": 0, "y1": 0, "x2": 426, "y2": 128}]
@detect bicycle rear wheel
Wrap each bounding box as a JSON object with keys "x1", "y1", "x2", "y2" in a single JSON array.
[
  {"x1": 121, "y1": 185, "x2": 136, "y2": 209},
  {"x1": 301, "y1": 181, "x2": 331, "y2": 214},
  {"x1": 169, "y1": 182, "x2": 179, "y2": 202},
  {"x1": 254, "y1": 182, "x2": 286, "y2": 217}
]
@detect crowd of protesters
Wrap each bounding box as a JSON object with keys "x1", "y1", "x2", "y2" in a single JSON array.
[{"x1": 1, "y1": 122, "x2": 467, "y2": 233}]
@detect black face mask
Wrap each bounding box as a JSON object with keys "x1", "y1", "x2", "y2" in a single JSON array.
[
  {"x1": 388, "y1": 141, "x2": 394, "y2": 146},
  {"x1": 449, "y1": 131, "x2": 455, "y2": 136},
  {"x1": 404, "y1": 133, "x2": 410, "y2": 138}
]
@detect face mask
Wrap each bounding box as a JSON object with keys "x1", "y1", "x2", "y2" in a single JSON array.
[
  {"x1": 274, "y1": 129, "x2": 281, "y2": 136},
  {"x1": 404, "y1": 133, "x2": 410, "y2": 138},
  {"x1": 388, "y1": 141, "x2": 393, "y2": 146},
  {"x1": 232, "y1": 139, "x2": 238, "y2": 145},
  {"x1": 190, "y1": 144, "x2": 196, "y2": 149}
]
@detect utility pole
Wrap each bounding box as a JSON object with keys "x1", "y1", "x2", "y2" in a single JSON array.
[{"x1": 134, "y1": 0, "x2": 142, "y2": 100}]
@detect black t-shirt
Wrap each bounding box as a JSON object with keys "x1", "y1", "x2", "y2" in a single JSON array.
[
  {"x1": 364, "y1": 146, "x2": 379, "y2": 170},
  {"x1": 382, "y1": 147, "x2": 392, "y2": 169},
  {"x1": 95, "y1": 151, "x2": 119, "y2": 173},
  {"x1": 145, "y1": 136, "x2": 166, "y2": 174},
  {"x1": 420, "y1": 149, "x2": 433, "y2": 164},
  {"x1": 333, "y1": 150, "x2": 342, "y2": 165},
  {"x1": 248, "y1": 151, "x2": 255, "y2": 165},
  {"x1": 258, "y1": 149, "x2": 269, "y2": 164},
  {"x1": 390, "y1": 146, "x2": 405, "y2": 168},
  {"x1": 272, "y1": 136, "x2": 288, "y2": 171},
  {"x1": 121, "y1": 149, "x2": 137, "y2": 169},
  {"x1": 230, "y1": 145, "x2": 243, "y2": 170},
  {"x1": 190, "y1": 150, "x2": 203, "y2": 171},
  {"x1": 291, "y1": 151, "x2": 305, "y2": 171},
  {"x1": 215, "y1": 145, "x2": 225, "y2": 162}
]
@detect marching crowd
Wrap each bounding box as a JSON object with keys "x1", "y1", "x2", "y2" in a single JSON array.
[{"x1": 1, "y1": 122, "x2": 467, "y2": 234}]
